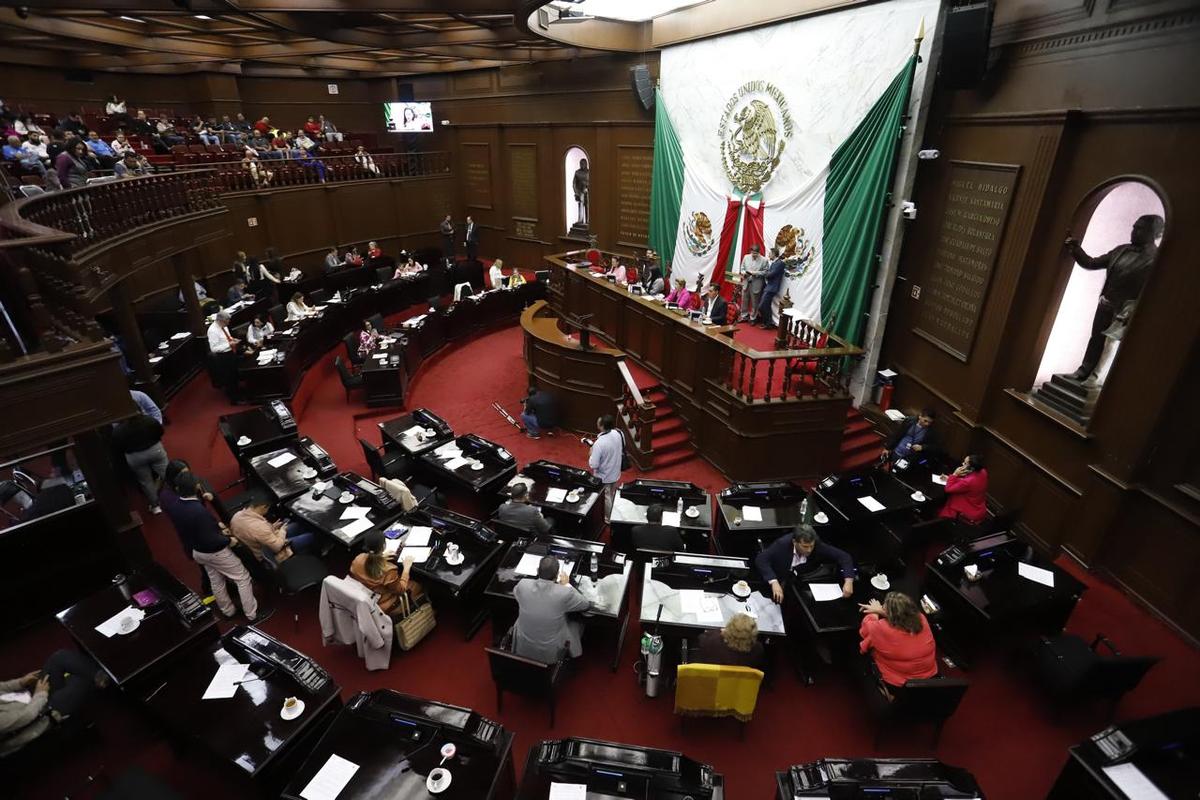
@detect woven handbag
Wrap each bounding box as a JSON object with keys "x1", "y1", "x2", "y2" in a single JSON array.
[{"x1": 394, "y1": 591, "x2": 436, "y2": 651}]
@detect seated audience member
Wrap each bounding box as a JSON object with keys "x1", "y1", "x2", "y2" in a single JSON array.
[
  {"x1": 253, "y1": 115, "x2": 273, "y2": 136},
  {"x1": 104, "y1": 94, "x2": 127, "y2": 120},
  {"x1": 884, "y1": 408, "x2": 941, "y2": 463},
  {"x1": 286, "y1": 291, "x2": 316, "y2": 321},
  {"x1": 357, "y1": 319, "x2": 381, "y2": 356},
  {"x1": 232, "y1": 112, "x2": 252, "y2": 134},
  {"x1": 303, "y1": 116, "x2": 322, "y2": 138},
  {"x1": 696, "y1": 612, "x2": 766, "y2": 670},
  {"x1": 354, "y1": 145, "x2": 378, "y2": 175},
  {"x1": 489, "y1": 258, "x2": 507, "y2": 290},
  {"x1": 57, "y1": 113, "x2": 87, "y2": 137},
  {"x1": 112, "y1": 411, "x2": 168, "y2": 514},
  {"x1": 323, "y1": 246, "x2": 343, "y2": 273},
  {"x1": 226, "y1": 278, "x2": 249, "y2": 305},
  {"x1": 938, "y1": 454, "x2": 989, "y2": 524},
  {"x1": 242, "y1": 151, "x2": 272, "y2": 187},
  {"x1": 319, "y1": 115, "x2": 343, "y2": 142},
  {"x1": 349, "y1": 529, "x2": 422, "y2": 616},
  {"x1": 631, "y1": 503, "x2": 684, "y2": 552},
  {"x1": 858, "y1": 592, "x2": 938, "y2": 694},
  {"x1": 345, "y1": 246, "x2": 364, "y2": 267},
  {"x1": 20, "y1": 131, "x2": 51, "y2": 166},
  {"x1": 495, "y1": 482, "x2": 552, "y2": 535},
  {"x1": 84, "y1": 130, "x2": 117, "y2": 168},
  {"x1": 198, "y1": 125, "x2": 221, "y2": 147},
  {"x1": 520, "y1": 385, "x2": 559, "y2": 439},
  {"x1": 512, "y1": 555, "x2": 592, "y2": 662},
  {"x1": 113, "y1": 151, "x2": 149, "y2": 178},
  {"x1": 109, "y1": 131, "x2": 135, "y2": 157},
  {"x1": 165, "y1": 473, "x2": 260, "y2": 621},
  {"x1": 248, "y1": 131, "x2": 271, "y2": 155},
  {"x1": 508, "y1": 267, "x2": 527, "y2": 287},
  {"x1": 294, "y1": 130, "x2": 318, "y2": 153},
  {"x1": 154, "y1": 117, "x2": 184, "y2": 149},
  {"x1": 246, "y1": 314, "x2": 274, "y2": 346},
  {"x1": 700, "y1": 283, "x2": 728, "y2": 324},
  {"x1": 3, "y1": 134, "x2": 49, "y2": 180},
  {"x1": 756, "y1": 525, "x2": 856, "y2": 604},
  {"x1": 230, "y1": 499, "x2": 316, "y2": 565},
  {"x1": 0, "y1": 650, "x2": 107, "y2": 756},
  {"x1": 665, "y1": 277, "x2": 697, "y2": 309}
]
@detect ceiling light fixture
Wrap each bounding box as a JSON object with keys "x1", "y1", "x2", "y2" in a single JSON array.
[
  {"x1": 118, "y1": 15, "x2": 145, "y2": 23},
  {"x1": 552, "y1": 0, "x2": 712, "y2": 23},
  {"x1": 194, "y1": 14, "x2": 213, "y2": 20}
]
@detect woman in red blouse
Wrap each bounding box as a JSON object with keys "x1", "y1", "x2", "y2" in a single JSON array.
[
  {"x1": 859, "y1": 592, "x2": 938, "y2": 692},
  {"x1": 938, "y1": 454, "x2": 989, "y2": 524}
]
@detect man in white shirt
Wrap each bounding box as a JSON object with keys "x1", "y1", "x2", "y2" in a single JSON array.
[
  {"x1": 587, "y1": 414, "x2": 624, "y2": 515},
  {"x1": 739, "y1": 244, "x2": 769, "y2": 322},
  {"x1": 207, "y1": 311, "x2": 241, "y2": 400},
  {"x1": 489, "y1": 259, "x2": 507, "y2": 290},
  {"x1": 207, "y1": 311, "x2": 238, "y2": 354}
]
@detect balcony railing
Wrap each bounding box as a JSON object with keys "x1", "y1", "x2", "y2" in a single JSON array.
[
  {"x1": 208, "y1": 151, "x2": 451, "y2": 193},
  {"x1": 725, "y1": 315, "x2": 864, "y2": 402}
]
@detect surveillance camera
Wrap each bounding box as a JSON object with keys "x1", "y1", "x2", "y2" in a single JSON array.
[
  {"x1": 440, "y1": 119, "x2": 450, "y2": 126},
  {"x1": 917, "y1": 149, "x2": 940, "y2": 160},
  {"x1": 901, "y1": 201, "x2": 918, "y2": 220}
]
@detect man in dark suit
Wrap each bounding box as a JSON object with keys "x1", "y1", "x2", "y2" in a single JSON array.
[
  {"x1": 521, "y1": 386, "x2": 560, "y2": 439},
  {"x1": 464, "y1": 215, "x2": 479, "y2": 262},
  {"x1": 700, "y1": 283, "x2": 729, "y2": 325},
  {"x1": 494, "y1": 482, "x2": 552, "y2": 536},
  {"x1": 757, "y1": 248, "x2": 786, "y2": 327},
  {"x1": 883, "y1": 407, "x2": 942, "y2": 463},
  {"x1": 440, "y1": 215, "x2": 454, "y2": 262},
  {"x1": 755, "y1": 525, "x2": 856, "y2": 604},
  {"x1": 631, "y1": 504, "x2": 684, "y2": 552}
]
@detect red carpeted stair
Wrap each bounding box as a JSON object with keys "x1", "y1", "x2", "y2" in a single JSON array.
[
  {"x1": 840, "y1": 405, "x2": 884, "y2": 472},
  {"x1": 643, "y1": 384, "x2": 699, "y2": 469}
]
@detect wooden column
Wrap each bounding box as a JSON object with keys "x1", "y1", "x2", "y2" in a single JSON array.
[
  {"x1": 109, "y1": 281, "x2": 155, "y2": 389},
  {"x1": 172, "y1": 252, "x2": 206, "y2": 337},
  {"x1": 73, "y1": 429, "x2": 150, "y2": 568}
]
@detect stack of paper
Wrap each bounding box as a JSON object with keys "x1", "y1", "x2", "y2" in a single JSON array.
[
  {"x1": 548, "y1": 783, "x2": 587, "y2": 800},
  {"x1": 884, "y1": 408, "x2": 906, "y2": 421},
  {"x1": 202, "y1": 662, "x2": 249, "y2": 700},
  {"x1": 932, "y1": 474, "x2": 949, "y2": 485},
  {"x1": 403, "y1": 424, "x2": 425, "y2": 438},
  {"x1": 149, "y1": 356, "x2": 163, "y2": 364},
  {"x1": 401, "y1": 546, "x2": 433, "y2": 564},
  {"x1": 514, "y1": 552, "x2": 543, "y2": 576},
  {"x1": 1017, "y1": 562, "x2": 1056, "y2": 588},
  {"x1": 267, "y1": 451, "x2": 297, "y2": 468},
  {"x1": 94, "y1": 605, "x2": 146, "y2": 638},
  {"x1": 339, "y1": 505, "x2": 371, "y2": 521},
  {"x1": 335, "y1": 517, "x2": 374, "y2": 541},
  {"x1": 742, "y1": 505, "x2": 763, "y2": 522},
  {"x1": 810, "y1": 583, "x2": 844, "y2": 602},
  {"x1": 170, "y1": 331, "x2": 190, "y2": 340},
  {"x1": 661, "y1": 511, "x2": 682, "y2": 528},
  {"x1": 857, "y1": 496, "x2": 886, "y2": 512},
  {"x1": 405, "y1": 526, "x2": 432, "y2": 547},
  {"x1": 444, "y1": 457, "x2": 470, "y2": 471},
  {"x1": 545, "y1": 488, "x2": 568, "y2": 503},
  {"x1": 299, "y1": 753, "x2": 360, "y2": 800}
]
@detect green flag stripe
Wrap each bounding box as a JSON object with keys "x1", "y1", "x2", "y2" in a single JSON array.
[
  {"x1": 822, "y1": 56, "x2": 917, "y2": 345},
  {"x1": 648, "y1": 89, "x2": 685, "y2": 268}
]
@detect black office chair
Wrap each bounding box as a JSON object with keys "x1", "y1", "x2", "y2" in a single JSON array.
[
  {"x1": 358, "y1": 437, "x2": 406, "y2": 481},
  {"x1": 868, "y1": 669, "x2": 969, "y2": 748},
  {"x1": 230, "y1": 322, "x2": 250, "y2": 342},
  {"x1": 274, "y1": 553, "x2": 330, "y2": 596},
  {"x1": 485, "y1": 632, "x2": 569, "y2": 727},
  {"x1": 367, "y1": 312, "x2": 385, "y2": 332},
  {"x1": 334, "y1": 356, "x2": 363, "y2": 402},
  {"x1": 376, "y1": 266, "x2": 393, "y2": 284},
  {"x1": 309, "y1": 289, "x2": 330, "y2": 305},
  {"x1": 343, "y1": 331, "x2": 364, "y2": 366},
  {"x1": 1032, "y1": 633, "x2": 1159, "y2": 720},
  {"x1": 486, "y1": 516, "x2": 538, "y2": 543},
  {"x1": 0, "y1": 480, "x2": 33, "y2": 522},
  {"x1": 268, "y1": 303, "x2": 287, "y2": 328}
]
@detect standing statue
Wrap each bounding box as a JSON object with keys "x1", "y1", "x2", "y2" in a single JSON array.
[
  {"x1": 572, "y1": 158, "x2": 590, "y2": 227},
  {"x1": 1062, "y1": 214, "x2": 1163, "y2": 381}
]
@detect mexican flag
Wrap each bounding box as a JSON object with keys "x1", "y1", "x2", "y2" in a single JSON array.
[{"x1": 650, "y1": 50, "x2": 921, "y2": 345}]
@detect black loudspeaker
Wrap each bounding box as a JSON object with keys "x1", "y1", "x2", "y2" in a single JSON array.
[
  {"x1": 940, "y1": 1, "x2": 994, "y2": 90},
  {"x1": 631, "y1": 64, "x2": 655, "y2": 111}
]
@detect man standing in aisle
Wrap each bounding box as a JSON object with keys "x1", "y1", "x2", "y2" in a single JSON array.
[
  {"x1": 739, "y1": 244, "x2": 769, "y2": 322},
  {"x1": 464, "y1": 216, "x2": 479, "y2": 262},
  {"x1": 440, "y1": 214, "x2": 455, "y2": 263},
  {"x1": 207, "y1": 310, "x2": 241, "y2": 401},
  {"x1": 757, "y1": 247, "x2": 786, "y2": 328},
  {"x1": 587, "y1": 414, "x2": 624, "y2": 515}
]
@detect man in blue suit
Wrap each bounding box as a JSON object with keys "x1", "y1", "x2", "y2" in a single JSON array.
[
  {"x1": 755, "y1": 525, "x2": 856, "y2": 604},
  {"x1": 757, "y1": 248, "x2": 786, "y2": 327}
]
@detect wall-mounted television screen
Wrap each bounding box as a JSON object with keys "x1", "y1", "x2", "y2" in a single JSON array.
[{"x1": 384, "y1": 101, "x2": 433, "y2": 133}]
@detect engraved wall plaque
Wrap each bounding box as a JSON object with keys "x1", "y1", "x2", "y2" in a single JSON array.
[
  {"x1": 617, "y1": 145, "x2": 653, "y2": 248},
  {"x1": 462, "y1": 142, "x2": 493, "y2": 210},
  {"x1": 912, "y1": 161, "x2": 1020, "y2": 361},
  {"x1": 508, "y1": 144, "x2": 538, "y2": 222}
]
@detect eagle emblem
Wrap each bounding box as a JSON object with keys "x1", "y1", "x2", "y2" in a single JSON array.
[
  {"x1": 721, "y1": 98, "x2": 786, "y2": 194},
  {"x1": 774, "y1": 224, "x2": 817, "y2": 278},
  {"x1": 683, "y1": 211, "x2": 715, "y2": 257}
]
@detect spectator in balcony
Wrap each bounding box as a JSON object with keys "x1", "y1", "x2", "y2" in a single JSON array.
[
  {"x1": 293, "y1": 130, "x2": 318, "y2": 153},
  {"x1": 354, "y1": 145, "x2": 379, "y2": 176},
  {"x1": 104, "y1": 94, "x2": 127, "y2": 117},
  {"x1": 3, "y1": 134, "x2": 52, "y2": 183},
  {"x1": 20, "y1": 132, "x2": 50, "y2": 164},
  {"x1": 85, "y1": 131, "x2": 118, "y2": 169},
  {"x1": 57, "y1": 112, "x2": 86, "y2": 137},
  {"x1": 242, "y1": 150, "x2": 272, "y2": 188},
  {"x1": 155, "y1": 117, "x2": 184, "y2": 149},
  {"x1": 46, "y1": 130, "x2": 68, "y2": 162},
  {"x1": 233, "y1": 112, "x2": 252, "y2": 134},
  {"x1": 198, "y1": 125, "x2": 221, "y2": 147},
  {"x1": 303, "y1": 116, "x2": 322, "y2": 138},
  {"x1": 216, "y1": 115, "x2": 238, "y2": 143},
  {"x1": 290, "y1": 138, "x2": 327, "y2": 183},
  {"x1": 253, "y1": 115, "x2": 272, "y2": 136},
  {"x1": 55, "y1": 139, "x2": 93, "y2": 188},
  {"x1": 320, "y1": 114, "x2": 343, "y2": 143},
  {"x1": 110, "y1": 131, "x2": 136, "y2": 157},
  {"x1": 129, "y1": 109, "x2": 154, "y2": 138},
  {"x1": 113, "y1": 151, "x2": 150, "y2": 178},
  {"x1": 248, "y1": 130, "x2": 272, "y2": 157}
]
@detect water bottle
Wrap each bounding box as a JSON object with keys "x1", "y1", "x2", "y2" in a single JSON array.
[
  {"x1": 676, "y1": 495, "x2": 684, "y2": 516},
  {"x1": 590, "y1": 553, "x2": 598, "y2": 575}
]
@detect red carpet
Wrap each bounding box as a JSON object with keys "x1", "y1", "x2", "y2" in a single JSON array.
[{"x1": 3, "y1": 322, "x2": 1199, "y2": 799}]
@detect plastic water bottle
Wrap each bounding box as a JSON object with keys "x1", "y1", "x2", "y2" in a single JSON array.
[{"x1": 676, "y1": 495, "x2": 684, "y2": 516}]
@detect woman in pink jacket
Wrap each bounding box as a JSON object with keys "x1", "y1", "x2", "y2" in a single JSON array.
[{"x1": 938, "y1": 454, "x2": 989, "y2": 524}]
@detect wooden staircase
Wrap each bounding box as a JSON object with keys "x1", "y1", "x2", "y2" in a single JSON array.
[
  {"x1": 839, "y1": 405, "x2": 884, "y2": 472},
  {"x1": 642, "y1": 384, "x2": 699, "y2": 469}
]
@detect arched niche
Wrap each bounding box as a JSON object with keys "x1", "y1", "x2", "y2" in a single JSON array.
[
  {"x1": 564, "y1": 146, "x2": 590, "y2": 235},
  {"x1": 1030, "y1": 177, "x2": 1167, "y2": 424}
]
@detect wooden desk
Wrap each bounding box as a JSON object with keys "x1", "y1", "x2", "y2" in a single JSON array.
[
  {"x1": 282, "y1": 690, "x2": 516, "y2": 800},
  {"x1": 56, "y1": 564, "x2": 218, "y2": 689},
  {"x1": 379, "y1": 408, "x2": 454, "y2": 458},
  {"x1": 285, "y1": 471, "x2": 403, "y2": 548},
  {"x1": 502, "y1": 461, "x2": 603, "y2": 540},
  {"x1": 219, "y1": 406, "x2": 298, "y2": 465},
  {"x1": 518, "y1": 737, "x2": 724, "y2": 800}
]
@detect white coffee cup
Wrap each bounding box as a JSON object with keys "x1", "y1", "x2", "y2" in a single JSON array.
[{"x1": 445, "y1": 542, "x2": 460, "y2": 560}]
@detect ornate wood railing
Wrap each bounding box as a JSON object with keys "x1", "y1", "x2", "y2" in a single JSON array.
[
  {"x1": 726, "y1": 312, "x2": 863, "y2": 402},
  {"x1": 210, "y1": 150, "x2": 450, "y2": 193},
  {"x1": 616, "y1": 359, "x2": 655, "y2": 471}
]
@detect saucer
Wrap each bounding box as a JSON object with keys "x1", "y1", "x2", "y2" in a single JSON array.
[
  {"x1": 814, "y1": 512, "x2": 830, "y2": 524},
  {"x1": 423, "y1": 428, "x2": 437, "y2": 438},
  {"x1": 871, "y1": 574, "x2": 891, "y2": 591},
  {"x1": 911, "y1": 492, "x2": 926, "y2": 502},
  {"x1": 565, "y1": 491, "x2": 581, "y2": 503},
  {"x1": 236, "y1": 436, "x2": 252, "y2": 446},
  {"x1": 731, "y1": 582, "x2": 752, "y2": 599},
  {"x1": 684, "y1": 506, "x2": 700, "y2": 519},
  {"x1": 426, "y1": 769, "x2": 452, "y2": 794},
  {"x1": 280, "y1": 699, "x2": 305, "y2": 720},
  {"x1": 444, "y1": 551, "x2": 465, "y2": 566},
  {"x1": 470, "y1": 462, "x2": 485, "y2": 471},
  {"x1": 117, "y1": 616, "x2": 141, "y2": 635},
  {"x1": 338, "y1": 493, "x2": 354, "y2": 504}
]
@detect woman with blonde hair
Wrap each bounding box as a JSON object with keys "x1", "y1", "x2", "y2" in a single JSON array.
[
  {"x1": 348, "y1": 529, "x2": 423, "y2": 617},
  {"x1": 859, "y1": 591, "x2": 938, "y2": 692},
  {"x1": 695, "y1": 612, "x2": 765, "y2": 670}
]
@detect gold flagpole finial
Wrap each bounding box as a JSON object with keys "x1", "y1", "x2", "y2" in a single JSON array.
[{"x1": 913, "y1": 17, "x2": 926, "y2": 55}]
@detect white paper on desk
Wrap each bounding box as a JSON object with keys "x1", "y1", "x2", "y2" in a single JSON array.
[
  {"x1": 515, "y1": 552, "x2": 543, "y2": 577},
  {"x1": 443, "y1": 457, "x2": 470, "y2": 471},
  {"x1": 1101, "y1": 764, "x2": 1171, "y2": 800},
  {"x1": 857, "y1": 495, "x2": 886, "y2": 513},
  {"x1": 678, "y1": 589, "x2": 705, "y2": 614},
  {"x1": 149, "y1": 356, "x2": 163, "y2": 364},
  {"x1": 403, "y1": 424, "x2": 424, "y2": 438},
  {"x1": 661, "y1": 511, "x2": 682, "y2": 528},
  {"x1": 94, "y1": 605, "x2": 144, "y2": 638},
  {"x1": 1017, "y1": 562, "x2": 1056, "y2": 588},
  {"x1": 300, "y1": 753, "x2": 360, "y2": 800},
  {"x1": 170, "y1": 331, "x2": 190, "y2": 340},
  {"x1": 384, "y1": 538, "x2": 402, "y2": 556},
  {"x1": 335, "y1": 517, "x2": 374, "y2": 540},
  {"x1": 339, "y1": 505, "x2": 371, "y2": 521},
  {"x1": 257, "y1": 349, "x2": 278, "y2": 360},
  {"x1": 202, "y1": 662, "x2": 249, "y2": 700},
  {"x1": 402, "y1": 546, "x2": 433, "y2": 564},
  {"x1": 697, "y1": 597, "x2": 725, "y2": 624},
  {"x1": 548, "y1": 783, "x2": 587, "y2": 800},
  {"x1": 742, "y1": 505, "x2": 763, "y2": 522},
  {"x1": 884, "y1": 408, "x2": 906, "y2": 421},
  {"x1": 545, "y1": 487, "x2": 568, "y2": 503},
  {"x1": 405, "y1": 526, "x2": 433, "y2": 547},
  {"x1": 373, "y1": 353, "x2": 388, "y2": 361},
  {"x1": 433, "y1": 442, "x2": 461, "y2": 457},
  {"x1": 810, "y1": 583, "x2": 844, "y2": 602},
  {"x1": 267, "y1": 451, "x2": 297, "y2": 468},
  {"x1": 932, "y1": 474, "x2": 949, "y2": 486}
]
